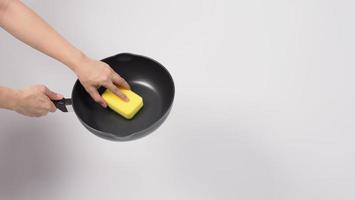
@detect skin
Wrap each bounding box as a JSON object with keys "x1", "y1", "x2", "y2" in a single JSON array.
[
  {"x1": 0, "y1": 0, "x2": 130, "y2": 117},
  {"x1": 0, "y1": 85, "x2": 63, "y2": 117}
]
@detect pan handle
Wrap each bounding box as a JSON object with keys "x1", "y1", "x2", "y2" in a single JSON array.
[{"x1": 52, "y1": 98, "x2": 73, "y2": 112}]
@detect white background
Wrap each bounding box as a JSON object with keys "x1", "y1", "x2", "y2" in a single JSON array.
[{"x1": 1, "y1": 0, "x2": 355, "y2": 199}]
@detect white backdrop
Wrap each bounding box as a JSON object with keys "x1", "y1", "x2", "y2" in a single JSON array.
[{"x1": 1, "y1": 0, "x2": 355, "y2": 199}]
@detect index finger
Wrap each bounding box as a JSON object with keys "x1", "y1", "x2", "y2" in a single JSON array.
[
  {"x1": 112, "y1": 73, "x2": 131, "y2": 90},
  {"x1": 104, "y1": 82, "x2": 129, "y2": 102},
  {"x1": 44, "y1": 87, "x2": 63, "y2": 100}
]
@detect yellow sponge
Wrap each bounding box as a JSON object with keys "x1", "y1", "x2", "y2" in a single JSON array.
[{"x1": 102, "y1": 88, "x2": 143, "y2": 119}]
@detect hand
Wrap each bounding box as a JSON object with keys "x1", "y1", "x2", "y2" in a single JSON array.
[
  {"x1": 73, "y1": 56, "x2": 131, "y2": 107},
  {"x1": 0, "y1": 0, "x2": 129, "y2": 108},
  {"x1": 13, "y1": 85, "x2": 63, "y2": 117}
]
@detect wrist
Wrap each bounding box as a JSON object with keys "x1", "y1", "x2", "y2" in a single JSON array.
[
  {"x1": 0, "y1": 87, "x2": 21, "y2": 111},
  {"x1": 65, "y1": 49, "x2": 89, "y2": 76}
]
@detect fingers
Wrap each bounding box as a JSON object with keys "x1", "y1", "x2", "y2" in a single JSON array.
[
  {"x1": 104, "y1": 82, "x2": 129, "y2": 102},
  {"x1": 48, "y1": 101, "x2": 56, "y2": 112},
  {"x1": 43, "y1": 86, "x2": 63, "y2": 100},
  {"x1": 36, "y1": 85, "x2": 61, "y2": 113},
  {"x1": 112, "y1": 73, "x2": 131, "y2": 90},
  {"x1": 33, "y1": 103, "x2": 54, "y2": 116},
  {"x1": 87, "y1": 87, "x2": 107, "y2": 107},
  {"x1": 41, "y1": 96, "x2": 56, "y2": 113},
  {"x1": 43, "y1": 87, "x2": 62, "y2": 113}
]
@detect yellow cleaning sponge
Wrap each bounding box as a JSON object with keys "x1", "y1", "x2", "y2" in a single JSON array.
[{"x1": 102, "y1": 88, "x2": 143, "y2": 119}]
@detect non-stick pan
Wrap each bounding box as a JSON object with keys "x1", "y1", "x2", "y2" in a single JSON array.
[{"x1": 53, "y1": 53, "x2": 175, "y2": 141}]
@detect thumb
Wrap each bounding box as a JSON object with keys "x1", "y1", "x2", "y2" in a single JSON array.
[{"x1": 44, "y1": 88, "x2": 63, "y2": 100}]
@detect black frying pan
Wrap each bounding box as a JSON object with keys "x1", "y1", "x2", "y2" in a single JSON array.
[{"x1": 53, "y1": 53, "x2": 175, "y2": 141}]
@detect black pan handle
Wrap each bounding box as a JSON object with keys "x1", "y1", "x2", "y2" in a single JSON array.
[{"x1": 52, "y1": 98, "x2": 73, "y2": 112}]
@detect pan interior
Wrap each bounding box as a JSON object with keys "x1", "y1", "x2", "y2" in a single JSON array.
[{"x1": 71, "y1": 54, "x2": 174, "y2": 137}]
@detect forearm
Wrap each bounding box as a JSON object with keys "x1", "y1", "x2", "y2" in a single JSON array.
[
  {"x1": 0, "y1": 0, "x2": 85, "y2": 73},
  {"x1": 0, "y1": 86, "x2": 19, "y2": 110}
]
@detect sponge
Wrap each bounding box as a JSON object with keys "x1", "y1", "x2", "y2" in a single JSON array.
[{"x1": 102, "y1": 88, "x2": 143, "y2": 119}]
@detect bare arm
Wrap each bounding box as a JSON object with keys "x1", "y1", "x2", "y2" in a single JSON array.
[
  {"x1": 0, "y1": 0, "x2": 130, "y2": 109},
  {"x1": 0, "y1": 85, "x2": 63, "y2": 117},
  {"x1": 0, "y1": 86, "x2": 19, "y2": 111},
  {"x1": 0, "y1": 0, "x2": 83, "y2": 71}
]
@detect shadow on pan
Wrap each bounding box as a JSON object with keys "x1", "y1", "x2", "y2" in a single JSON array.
[{"x1": 54, "y1": 53, "x2": 175, "y2": 141}]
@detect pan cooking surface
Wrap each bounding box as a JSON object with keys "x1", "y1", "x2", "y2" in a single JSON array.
[{"x1": 71, "y1": 53, "x2": 174, "y2": 139}]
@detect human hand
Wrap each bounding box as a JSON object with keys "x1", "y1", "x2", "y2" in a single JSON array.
[
  {"x1": 13, "y1": 85, "x2": 63, "y2": 117},
  {"x1": 0, "y1": 0, "x2": 130, "y2": 108},
  {"x1": 73, "y1": 56, "x2": 130, "y2": 107}
]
